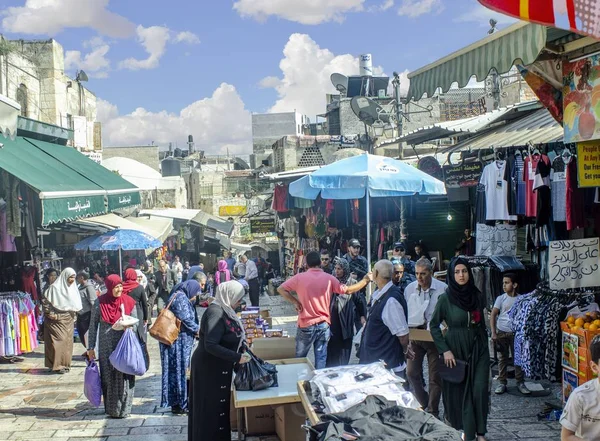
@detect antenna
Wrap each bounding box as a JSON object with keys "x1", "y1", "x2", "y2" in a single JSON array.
[
  {"x1": 350, "y1": 96, "x2": 390, "y2": 126},
  {"x1": 330, "y1": 73, "x2": 349, "y2": 96}
]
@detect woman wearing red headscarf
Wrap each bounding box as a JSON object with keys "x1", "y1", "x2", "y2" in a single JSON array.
[
  {"x1": 87, "y1": 274, "x2": 138, "y2": 418},
  {"x1": 122, "y1": 268, "x2": 150, "y2": 369}
]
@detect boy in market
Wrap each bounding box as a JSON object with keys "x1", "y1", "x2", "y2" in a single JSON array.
[
  {"x1": 560, "y1": 335, "x2": 600, "y2": 441},
  {"x1": 491, "y1": 273, "x2": 531, "y2": 395}
]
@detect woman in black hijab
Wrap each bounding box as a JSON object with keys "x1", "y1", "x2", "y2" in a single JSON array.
[{"x1": 430, "y1": 257, "x2": 489, "y2": 441}]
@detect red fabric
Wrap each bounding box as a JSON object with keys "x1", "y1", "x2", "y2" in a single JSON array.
[
  {"x1": 21, "y1": 266, "x2": 38, "y2": 301},
  {"x1": 326, "y1": 200, "x2": 334, "y2": 217},
  {"x1": 121, "y1": 268, "x2": 139, "y2": 297},
  {"x1": 523, "y1": 154, "x2": 542, "y2": 217},
  {"x1": 566, "y1": 160, "x2": 585, "y2": 230},
  {"x1": 99, "y1": 274, "x2": 136, "y2": 325},
  {"x1": 272, "y1": 185, "x2": 289, "y2": 212},
  {"x1": 479, "y1": 0, "x2": 555, "y2": 24},
  {"x1": 280, "y1": 268, "x2": 348, "y2": 328}
]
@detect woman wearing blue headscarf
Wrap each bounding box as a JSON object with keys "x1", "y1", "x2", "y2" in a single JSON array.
[{"x1": 159, "y1": 280, "x2": 201, "y2": 415}]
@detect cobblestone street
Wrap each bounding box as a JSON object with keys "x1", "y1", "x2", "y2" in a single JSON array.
[{"x1": 0, "y1": 293, "x2": 562, "y2": 441}]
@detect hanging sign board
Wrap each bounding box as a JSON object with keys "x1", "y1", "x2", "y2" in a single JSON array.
[
  {"x1": 475, "y1": 224, "x2": 517, "y2": 257},
  {"x1": 549, "y1": 238, "x2": 600, "y2": 290},
  {"x1": 576, "y1": 143, "x2": 600, "y2": 187},
  {"x1": 219, "y1": 205, "x2": 248, "y2": 216},
  {"x1": 443, "y1": 162, "x2": 483, "y2": 188},
  {"x1": 250, "y1": 218, "x2": 276, "y2": 234}
]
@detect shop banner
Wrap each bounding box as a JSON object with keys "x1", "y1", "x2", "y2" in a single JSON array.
[
  {"x1": 107, "y1": 192, "x2": 141, "y2": 211},
  {"x1": 250, "y1": 218, "x2": 276, "y2": 234},
  {"x1": 475, "y1": 224, "x2": 517, "y2": 257},
  {"x1": 219, "y1": 205, "x2": 247, "y2": 216},
  {"x1": 443, "y1": 162, "x2": 483, "y2": 188},
  {"x1": 563, "y1": 55, "x2": 600, "y2": 143},
  {"x1": 549, "y1": 238, "x2": 600, "y2": 290},
  {"x1": 576, "y1": 142, "x2": 600, "y2": 187},
  {"x1": 479, "y1": 1, "x2": 600, "y2": 41},
  {"x1": 41, "y1": 195, "x2": 106, "y2": 226}
]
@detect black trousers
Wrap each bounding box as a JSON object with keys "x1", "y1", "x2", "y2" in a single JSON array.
[
  {"x1": 76, "y1": 311, "x2": 91, "y2": 349},
  {"x1": 248, "y1": 278, "x2": 260, "y2": 307}
]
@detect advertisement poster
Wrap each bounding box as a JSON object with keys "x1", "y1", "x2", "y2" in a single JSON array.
[
  {"x1": 549, "y1": 239, "x2": 600, "y2": 290},
  {"x1": 443, "y1": 162, "x2": 483, "y2": 188},
  {"x1": 563, "y1": 55, "x2": 600, "y2": 143},
  {"x1": 562, "y1": 332, "x2": 579, "y2": 373},
  {"x1": 576, "y1": 142, "x2": 600, "y2": 187},
  {"x1": 562, "y1": 369, "x2": 578, "y2": 405}
]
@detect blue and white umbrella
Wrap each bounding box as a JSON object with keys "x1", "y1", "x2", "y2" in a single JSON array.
[
  {"x1": 75, "y1": 229, "x2": 162, "y2": 275},
  {"x1": 289, "y1": 153, "x2": 446, "y2": 267}
]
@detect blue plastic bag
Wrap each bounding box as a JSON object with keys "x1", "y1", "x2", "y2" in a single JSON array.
[
  {"x1": 109, "y1": 328, "x2": 147, "y2": 376},
  {"x1": 84, "y1": 359, "x2": 102, "y2": 407}
]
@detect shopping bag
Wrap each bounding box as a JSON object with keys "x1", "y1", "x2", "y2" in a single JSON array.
[
  {"x1": 83, "y1": 359, "x2": 102, "y2": 407},
  {"x1": 234, "y1": 349, "x2": 277, "y2": 391},
  {"x1": 109, "y1": 328, "x2": 147, "y2": 376}
]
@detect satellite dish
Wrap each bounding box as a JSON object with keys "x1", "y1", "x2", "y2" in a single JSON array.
[
  {"x1": 350, "y1": 96, "x2": 390, "y2": 126},
  {"x1": 331, "y1": 73, "x2": 348, "y2": 95}
]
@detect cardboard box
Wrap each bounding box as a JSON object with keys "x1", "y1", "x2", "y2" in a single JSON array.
[
  {"x1": 409, "y1": 328, "x2": 434, "y2": 342},
  {"x1": 578, "y1": 347, "x2": 599, "y2": 382},
  {"x1": 245, "y1": 405, "x2": 275, "y2": 435},
  {"x1": 252, "y1": 337, "x2": 297, "y2": 360},
  {"x1": 562, "y1": 332, "x2": 579, "y2": 373},
  {"x1": 274, "y1": 403, "x2": 307, "y2": 441},
  {"x1": 560, "y1": 322, "x2": 600, "y2": 348},
  {"x1": 260, "y1": 310, "x2": 271, "y2": 319},
  {"x1": 562, "y1": 369, "x2": 578, "y2": 404}
]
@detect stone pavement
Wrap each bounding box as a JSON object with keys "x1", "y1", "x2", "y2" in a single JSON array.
[{"x1": 0, "y1": 292, "x2": 561, "y2": 441}]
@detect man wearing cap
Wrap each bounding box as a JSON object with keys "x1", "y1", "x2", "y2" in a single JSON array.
[
  {"x1": 391, "y1": 242, "x2": 414, "y2": 275},
  {"x1": 344, "y1": 239, "x2": 369, "y2": 330}
]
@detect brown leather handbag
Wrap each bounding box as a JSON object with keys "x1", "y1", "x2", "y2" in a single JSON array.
[{"x1": 149, "y1": 294, "x2": 181, "y2": 346}]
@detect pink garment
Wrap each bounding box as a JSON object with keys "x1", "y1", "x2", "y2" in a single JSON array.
[
  {"x1": 0, "y1": 211, "x2": 16, "y2": 252},
  {"x1": 215, "y1": 260, "x2": 232, "y2": 285},
  {"x1": 280, "y1": 268, "x2": 348, "y2": 328}
]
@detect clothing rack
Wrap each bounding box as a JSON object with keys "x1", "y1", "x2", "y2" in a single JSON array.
[{"x1": 0, "y1": 291, "x2": 39, "y2": 357}]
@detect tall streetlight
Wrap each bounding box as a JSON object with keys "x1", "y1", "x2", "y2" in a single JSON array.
[{"x1": 392, "y1": 71, "x2": 407, "y2": 240}]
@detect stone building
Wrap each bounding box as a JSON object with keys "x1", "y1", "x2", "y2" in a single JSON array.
[
  {"x1": 0, "y1": 37, "x2": 100, "y2": 151},
  {"x1": 102, "y1": 145, "x2": 161, "y2": 172}
]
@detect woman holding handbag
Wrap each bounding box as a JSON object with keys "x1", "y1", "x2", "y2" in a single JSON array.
[
  {"x1": 87, "y1": 274, "x2": 138, "y2": 418},
  {"x1": 188, "y1": 281, "x2": 251, "y2": 441},
  {"x1": 430, "y1": 257, "x2": 489, "y2": 441},
  {"x1": 159, "y1": 280, "x2": 202, "y2": 415}
]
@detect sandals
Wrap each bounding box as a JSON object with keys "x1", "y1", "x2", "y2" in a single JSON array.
[{"x1": 0, "y1": 356, "x2": 24, "y2": 364}]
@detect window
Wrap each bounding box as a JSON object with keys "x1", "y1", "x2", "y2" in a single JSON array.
[{"x1": 15, "y1": 84, "x2": 28, "y2": 117}]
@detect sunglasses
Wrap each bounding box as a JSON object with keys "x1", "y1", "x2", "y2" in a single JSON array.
[
  {"x1": 351, "y1": 245, "x2": 361, "y2": 249},
  {"x1": 395, "y1": 248, "x2": 405, "y2": 252},
  {"x1": 321, "y1": 258, "x2": 330, "y2": 261}
]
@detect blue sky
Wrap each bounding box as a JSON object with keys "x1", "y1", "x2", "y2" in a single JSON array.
[{"x1": 0, "y1": 0, "x2": 516, "y2": 153}]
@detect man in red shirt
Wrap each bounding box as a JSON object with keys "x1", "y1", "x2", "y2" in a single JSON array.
[{"x1": 277, "y1": 251, "x2": 372, "y2": 368}]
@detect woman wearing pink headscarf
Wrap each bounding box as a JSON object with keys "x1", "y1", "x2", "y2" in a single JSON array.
[{"x1": 214, "y1": 259, "x2": 231, "y2": 286}]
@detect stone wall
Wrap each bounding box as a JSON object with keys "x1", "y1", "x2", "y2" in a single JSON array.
[{"x1": 103, "y1": 146, "x2": 160, "y2": 171}]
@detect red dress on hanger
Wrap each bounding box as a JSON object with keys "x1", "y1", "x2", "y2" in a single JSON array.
[{"x1": 21, "y1": 266, "x2": 39, "y2": 301}]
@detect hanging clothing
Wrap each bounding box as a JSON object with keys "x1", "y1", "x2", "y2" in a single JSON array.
[
  {"x1": 523, "y1": 154, "x2": 543, "y2": 217},
  {"x1": 480, "y1": 161, "x2": 516, "y2": 221},
  {"x1": 551, "y1": 156, "x2": 568, "y2": 222},
  {"x1": 566, "y1": 159, "x2": 585, "y2": 231},
  {"x1": 272, "y1": 185, "x2": 289, "y2": 212},
  {"x1": 533, "y1": 155, "x2": 552, "y2": 227},
  {"x1": 0, "y1": 292, "x2": 38, "y2": 356},
  {"x1": 20, "y1": 266, "x2": 39, "y2": 301},
  {"x1": 513, "y1": 152, "x2": 526, "y2": 216},
  {"x1": 0, "y1": 211, "x2": 16, "y2": 252}
]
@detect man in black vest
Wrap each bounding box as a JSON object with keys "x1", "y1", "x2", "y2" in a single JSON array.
[{"x1": 359, "y1": 260, "x2": 413, "y2": 379}]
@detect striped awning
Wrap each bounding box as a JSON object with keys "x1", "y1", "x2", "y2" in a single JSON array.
[{"x1": 407, "y1": 22, "x2": 547, "y2": 101}]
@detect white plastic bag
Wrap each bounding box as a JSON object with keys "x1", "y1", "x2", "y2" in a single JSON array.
[{"x1": 112, "y1": 304, "x2": 139, "y2": 331}]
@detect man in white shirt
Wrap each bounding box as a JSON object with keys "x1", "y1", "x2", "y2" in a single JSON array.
[
  {"x1": 404, "y1": 258, "x2": 447, "y2": 418},
  {"x1": 240, "y1": 254, "x2": 260, "y2": 307},
  {"x1": 359, "y1": 260, "x2": 413, "y2": 379},
  {"x1": 172, "y1": 255, "x2": 183, "y2": 283}
]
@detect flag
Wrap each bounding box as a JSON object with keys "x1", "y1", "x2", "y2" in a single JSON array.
[{"x1": 479, "y1": 1, "x2": 593, "y2": 39}]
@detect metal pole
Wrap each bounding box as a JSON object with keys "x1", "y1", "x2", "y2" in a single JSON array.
[
  {"x1": 366, "y1": 190, "x2": 371, "y2": 270},
  {"x1": 119, "y1": 248, "x2": 123, "y2": 277},
  {"x1": 393, "y1": 72, "x2": 407, "y2": 241}
]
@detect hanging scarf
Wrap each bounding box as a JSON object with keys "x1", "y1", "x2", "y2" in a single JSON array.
[
  {"x1": 332, "y1": 257, "x2": 351, "y2": 284},
  {"x1": 99, "y1": 274, "x2": 136, "y2": 325},
  {"x1": 122, "y1": 268, "x2": 140, "y2": 296},
  {"x1": 215, "y1": 260, "x2": 232, "y2": 285},
  {"x1": 44, "y1": 267, "x2": 82, "y2": 312},
  {"x1": 135, "y1": 269, "x2": 148, "y2": 289},
  {"x1": 213, "y1": 281, "x2": 246, "y2": 344},
  {"x1": 446, "y1": 257, "x2": 481, "y2": 313}
]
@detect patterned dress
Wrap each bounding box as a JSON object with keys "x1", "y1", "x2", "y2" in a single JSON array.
[
  {"x1": 88, "y1": 300, "x2": 138, "y2": 418},
  {"x1": 159, "y1": 292, "x2": 199, "y2": 410}
]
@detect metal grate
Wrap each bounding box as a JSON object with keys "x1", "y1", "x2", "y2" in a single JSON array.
[{"x1": 298, "y1": 146, "x2": 325, "y2": 167}]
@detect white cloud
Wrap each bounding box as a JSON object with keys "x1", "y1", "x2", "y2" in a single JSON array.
[
  {"x1": 397, "y1": 0, "x2": 443, "y2": 18},
  {"x1": 454, "y1": 3, "x2": 518, "y2": 27},
  {"x1": 98, "y1": 83, "x2": 252, "y2": 155},
  {"x1": 1, "y1": 0, "x2": 135, "y2": 37},
  {"x1": 260, "y1": 34, "x2": 386, "y2": 118},
  {"x1": 233, "y1": 0, "x2": 365, "y2": 25},
  {"x1": 65, "y1": 38, "x2": 111, "y2": 78},
  {"x1": 174, "y1": 31, "x2": 200, "y2": 45},
  {"x1": 119, "y1": 25, "x2": 170, "y2": 70},
  {"x1": 380, "y1": 0, "x2": 395, "y2": 11}
]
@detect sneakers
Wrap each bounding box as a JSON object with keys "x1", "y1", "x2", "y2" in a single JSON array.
[
  {"x1": 494, "y1": 384, "x2": 507, "y2": 394},
  {"x1": 517, "y1": 383, "x2": 531, "y2": 395}
]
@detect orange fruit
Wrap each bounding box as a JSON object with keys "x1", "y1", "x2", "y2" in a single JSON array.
[
  {"x1": 589, "y1": 324, "x2": 599, "y2": 331},
  {"x1": 575, "y1": 318, "x2": 585, "y2": 327},
  {"x1": 584, "y1": 323, "x2": 591, "y2": 330},
  {"x1": 567, "y1": 316, "x2": 576, "y2": 325},
  {"x1": 594, "y1": 320, "x2": 600, "y2": 326}
]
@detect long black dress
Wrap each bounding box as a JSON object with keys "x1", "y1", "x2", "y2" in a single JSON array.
[
  {"x1": 127, "y1": 285, "x2": 149, "y2": 369},
  {"x1": 188, "y1": 304, "x2": 242, "y2": 441}
]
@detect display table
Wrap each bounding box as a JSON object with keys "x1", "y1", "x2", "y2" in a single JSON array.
[
  {"x1": 233, "y1": 358, "x2": 314, "y2": 440},
  {"x1": 297, "y1": 380, "x2": 320, "y2": 425}
]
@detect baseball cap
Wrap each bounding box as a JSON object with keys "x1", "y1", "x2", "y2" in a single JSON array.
[
  {"x1": 349, "y1": 239, "x2": 361, "y2": 248},
  {"x1": 394, "y1": 242, "x2": 405, "y2": 250}
]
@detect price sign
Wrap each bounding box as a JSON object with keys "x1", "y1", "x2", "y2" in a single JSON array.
[{"x1": 549, "y1": 238, "x2": 600, "y2": 290}]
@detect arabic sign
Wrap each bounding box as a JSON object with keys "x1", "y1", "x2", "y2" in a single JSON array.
[
  {"x1": 107, "y1": 192, "x2": 141, "y2": 210},
  {"x1": 250, "y1": 218, "x2": 276, "y2": 235},
  {"x1": 475, "y1": 224, "x2": 517, "y2": 257},
  {"x1": 576, "y1": 142, "x2": 600, "y2": 187},
  {"x1": 41, "y1": 195, "x2": 106, "y2": 226},
  {"x1": 549, "y1": 238, "x2": 600, "y2": 290},
  {"x1": 443, "y1": 162, "x2": 483, "y2": 188},
  {"x1": 219, "y1": 205, "x2": 248, "y2": 216}
]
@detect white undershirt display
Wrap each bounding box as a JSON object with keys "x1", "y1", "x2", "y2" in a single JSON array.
[{"x1": 480, "y1": 160, "x2": 517, "y2": 221}]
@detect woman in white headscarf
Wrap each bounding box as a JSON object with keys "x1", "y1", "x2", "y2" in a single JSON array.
[
  {"x1": 41, "y1": 267, "x2": 82, "y2": 374},
  {"x1": 188, "y1": 281, "x2": 250, "y2": 441}
]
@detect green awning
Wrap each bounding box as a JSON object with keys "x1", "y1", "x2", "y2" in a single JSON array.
[
  {"x1": 407, "y1": 23, "x2": 547, "y2": 101},
  {"x1": 0, "y1": 137, "x2": 107, "y2": 224},
  {"x1": 24, "y1": 138, "x2": 141, "y2": 211}
]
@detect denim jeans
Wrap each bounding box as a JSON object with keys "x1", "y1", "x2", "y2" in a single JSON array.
[{"x1": 296, "y1": 322, "x2": 330, "y2": 369}]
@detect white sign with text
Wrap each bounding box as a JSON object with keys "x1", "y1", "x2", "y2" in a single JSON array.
[{"x1": 549, "y1": 238, "x2": 600, "y2": 290}]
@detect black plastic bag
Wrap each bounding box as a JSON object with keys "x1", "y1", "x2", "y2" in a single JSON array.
[{"x1": 234, "y1": 349, "x2": 277, "y2": 391}]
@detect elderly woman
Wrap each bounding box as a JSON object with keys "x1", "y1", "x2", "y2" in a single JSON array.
[
  {"x1": 42, "y1": 267, "x2": 82, "y2": 374},
  {"x1": 160, "y1": 280, "x2": 202, "y2": 415},
  {"x1": 188, "y1": 281, "x2": 250, "y2": 441},
  {"x1": 430, "y1": 257, "x2": 490, "y2": 441},
  {"x1": 87, "y1": 275, "x2": 138, "y2": 418},
  {"x1": 325, "y1": 258, "x2": 365, "y2": 367}
]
